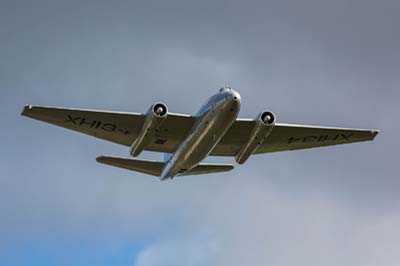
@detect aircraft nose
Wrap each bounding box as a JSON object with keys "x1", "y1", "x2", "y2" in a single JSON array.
[{"x1": 229, "y1": 90, "x2": 241, "y2": 103}]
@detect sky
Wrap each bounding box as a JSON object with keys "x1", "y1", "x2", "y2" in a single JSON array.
[{"x1": 1, "y1": 0, "x2": 399, "y2": 265}]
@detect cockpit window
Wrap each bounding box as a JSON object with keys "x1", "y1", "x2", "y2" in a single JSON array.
[{"x1": 219, "y1": 86, "x2": 232, "y2": 92}]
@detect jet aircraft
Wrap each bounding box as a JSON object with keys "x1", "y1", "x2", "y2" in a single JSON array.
[{"x1": 22, "y1": 87, "x2": 379, "y2": 180}]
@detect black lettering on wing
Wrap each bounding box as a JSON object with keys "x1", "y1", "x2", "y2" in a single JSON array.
[
  {"x1": 101, "y1": 123, "x2": 117, "y2": 132},
  {"x1": 79, "y1": 118, "x2": 97, "y2": 128},
  {"x1": 288, "y1": 137, "x2": 301, "y2": 144},
  {"x1": 341, "y1": 133, "x2": 354, "y2": 141},
  {"x1": 64, "y1": 115, "x2": 80, "y2": 125},
  {"x1": 303, "y1": 136, "x2": 317, "y2": 143}
]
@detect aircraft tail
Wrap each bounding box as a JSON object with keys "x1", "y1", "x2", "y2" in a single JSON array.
[{"x1": 96, "y1": 156, "x2": 234, "y2": 178}]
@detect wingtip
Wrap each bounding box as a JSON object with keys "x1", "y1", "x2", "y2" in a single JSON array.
[
  {"x1": 21, "y1": 105, "x2": 33, "y2": 116},
  {"x1": 371, "y1": 129, "x2": 380, "y2": 140},
  {"x1": 96, "y1": 156, "x2": 105, "y2": 163}
]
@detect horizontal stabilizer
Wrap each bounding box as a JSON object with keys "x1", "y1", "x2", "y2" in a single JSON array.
[
  {"x1": 96, "y1": 156, "x2": 164, "y2": 176},
  {"x1": 181, "y1": 164, "x2": 234, "y2": 176},
  {"x1": 96, "y1": 156, "x2": 233, "y2": 177}
]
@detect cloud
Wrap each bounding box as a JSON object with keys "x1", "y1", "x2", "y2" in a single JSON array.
[
  {"x1": 134, "y1": 234, "x2": 219, "y2": 266},
  {"x1": 134, "y1": 176, "x2": 400, "y2": 266}
]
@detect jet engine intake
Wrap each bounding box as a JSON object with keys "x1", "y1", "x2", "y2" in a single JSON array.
[
  {"x1": 235, "y1": 111, "x2": 276, "y2": 164},
  {"x1": 130, "y1": 102, "x2": 168, "y2": 157},
  {"x1": 153, "y1": 102, "x2": 168, "y2": 117},
  {"x1": 260, "y1": 111, "x2": 275, "y2": 125}
]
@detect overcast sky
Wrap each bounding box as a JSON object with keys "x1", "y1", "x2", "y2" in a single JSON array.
[{"x1": 1, "y1": 0, "x2": 399, "y2": 265}]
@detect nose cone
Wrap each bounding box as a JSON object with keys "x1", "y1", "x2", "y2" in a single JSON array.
[
  {"x1": 219, "y1": 86, "x2": 241, "y2": 103},
  {"x1": 227, "y1": 89, "x2": 241, "y2": 110},
  {"x1": 230, "y1": 89, "x2": 241, "y2": 102},
  {"x1": 224, "y1": 89, "x2": 241, "y2": 115}
]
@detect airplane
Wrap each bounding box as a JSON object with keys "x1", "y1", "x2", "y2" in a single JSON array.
[{"x1": 21, "y1": 87, "x2": 379, "y2": 181}]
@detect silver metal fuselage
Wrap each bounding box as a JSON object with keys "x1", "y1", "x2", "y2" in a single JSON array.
[{"x1": 161, "y1": 89, "x2": 241, "y2": 180}]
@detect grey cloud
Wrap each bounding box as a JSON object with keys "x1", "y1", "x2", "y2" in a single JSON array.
[{"x1": 135, "y1": 175, "x2": 400, "y2": 266}]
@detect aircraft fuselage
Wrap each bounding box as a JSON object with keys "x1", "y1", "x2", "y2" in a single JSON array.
[{"x1": 160, "y1": 88, "x2": 241, "y2": 180}]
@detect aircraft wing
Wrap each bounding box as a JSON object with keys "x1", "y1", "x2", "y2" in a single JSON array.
[
  {"x1": 211, "y1": 120, "x2": 379, "y2": 156},
  {"x1": 22, "y1": 105, "x2": 378, "y2": 157},
  {"x1": 21, "y1": 105, "x2": 196, "y2": 152}
]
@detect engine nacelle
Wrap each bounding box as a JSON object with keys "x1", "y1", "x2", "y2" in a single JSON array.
[
  {"x1": 235, "y1": 111, "x2": 276, "y2": 164},
  {"x1": 130, "y1": 102, "x2": 168, "y2": 157}
]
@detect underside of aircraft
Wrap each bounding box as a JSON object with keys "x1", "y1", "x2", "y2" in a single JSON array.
[{"x1": 22, "y1": 87, "x2": 379, "y2": 180}]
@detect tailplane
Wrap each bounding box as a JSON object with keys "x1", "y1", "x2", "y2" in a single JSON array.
[
  {"x1": 96, "y1": 156, "x2": 164, "y2": 176},
  {"x1": 180, "y1": 163, "x2": 234, "y2": 176},
  {"x1": 96, "y1": 156, "x2": 234, "y2": 178}
]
